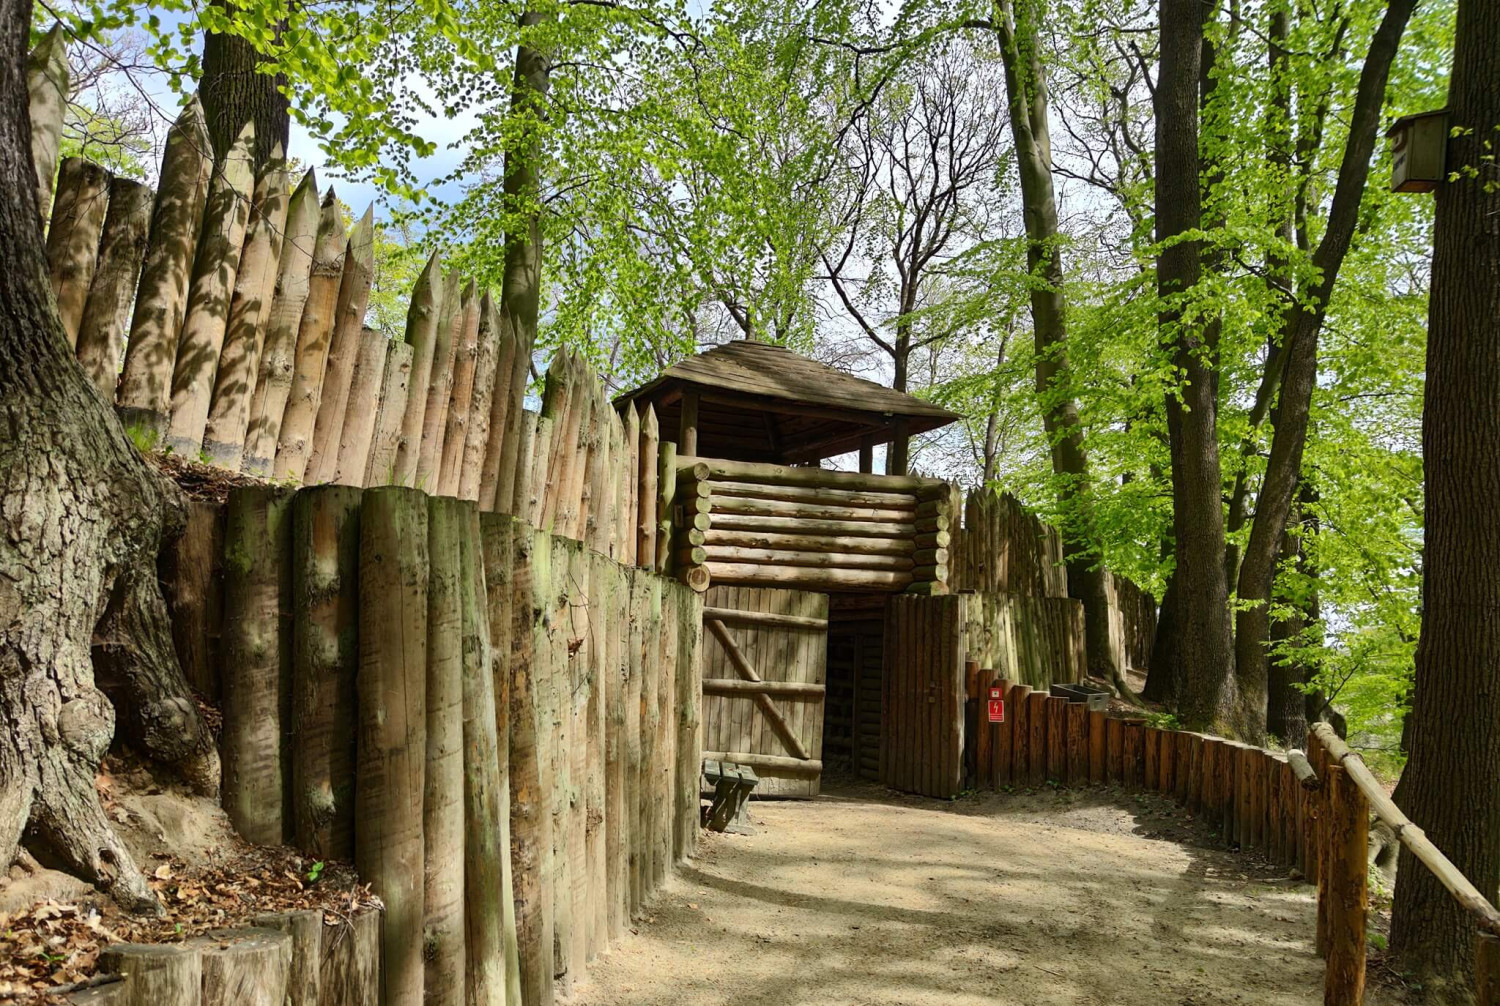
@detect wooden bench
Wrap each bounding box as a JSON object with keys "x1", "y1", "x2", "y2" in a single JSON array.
[{"x1": 702, "y1": 759, "x2": 759, "y2": 833}]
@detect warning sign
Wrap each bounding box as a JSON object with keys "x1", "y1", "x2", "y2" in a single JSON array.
[{"x1": 987, "y1": 686, "x2": 1005, "y2": 724}]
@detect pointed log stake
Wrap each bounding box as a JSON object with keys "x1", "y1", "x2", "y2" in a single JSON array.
[
  {"x1": 363, "y1": 339, "x2": 415, "y2": 486},
  {"x1": 26, "y1": 24, "x2": 68, "y2": 228},
  {"x1": 458, "y1": 291, "x2": 501, "y2": 501},
  {"x1": 307, "y1": 206, "x2": 376, "y2": 484},
  {"x1": 75, "y1": 177, "x2": 152, "y2": 398},
  {"x1": 242, "y1": 169, "x2": 318, "y2": 476},
  {"x1": 416, "y1": 272, "x2": 466, "y2": 492},
  {"x1": 331, "y1": 328, "x2": 389, "y2": 485},
  {"x1": 166, "y1": 120, "x2": 258, "y2": 456},
  {"x1": 394, "y1": 252, "x2": 445, "y2": 486},
  {"x1": 356, "y1": 487, "x2": 428, "y2": 1006},
  {"x1": 202, "y1": 147, "x2": 290, "y2": 469},
  {"x1": 118, "y1": 95, "x2": 213, "y2": 438},
  {"x1": 477, "y1": 297, "x2": 517, "y2": 510},
  {"x1": 424, "y1": 497, "x2": 467, "y2": 1005},
  {"x1": 274, "y1": 189, "x2": 347, "y2": 481},
  {"x1": 637, "y1": 405, "x2": 659, "y2": 567},
  {"x1": 703, "y1": 618, "x2": 810, "y2": 761},
  {"x1": 438, "y1": 281, "x2": 482, "y2": 496},
  {"x1": 45, "y1": 157, "x2": 111, "y2": 348},
  {"x1": 494, "y1": 313, "x2": 532, "y2": 512}
]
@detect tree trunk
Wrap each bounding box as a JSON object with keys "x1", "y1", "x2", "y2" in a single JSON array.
[
  {"x1": 1156, "y1": 0, "x2": 1235, "y2": 730},
  {"x1": 0, "y1": 0, "x2": 213, "y2": 914},
  {"x1": 199, "y1": 0, "x2": 289, "y2": 172},
  {"x1": 1389, "y1": 0, "x2": 1500, "y2": 990},
  {"x1": 993, "y1": 0, "x2": 1122, "y2": 693},
  {"x1": 1232, "y1": 0, "x2": 1416, "y2": 736}
]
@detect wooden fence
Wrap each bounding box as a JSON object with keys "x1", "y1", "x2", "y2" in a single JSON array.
[
  {"x1": 1306, "y1": 724, "x2": 1500, "y2": 1006},
  {"x1": 182, "y1": 485, "x2": 701, "y2": 1006}
]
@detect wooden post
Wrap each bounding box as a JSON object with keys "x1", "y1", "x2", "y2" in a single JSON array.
[
  {"x1": 1187, "y1": 734, "x2": 1205, "y2": 813},
  {"x1": 415, "y1": 273, "x2": 466, "y2": 492},
  {"x1": 362, "y1": 339, "x2": 414, "y2": 486},
  {"x1": 965, "y1": 662, "x2": 984, "y2": 786},
  {"x1": 887, "y1": 417, "x2": 910, "y2": 476},
  {"x1": 1046, "y1": 696, "x2": 1067, "y2": 784},
  {"x1": 242, "y1": 170, "x2": 319, "y2": 476},
  {"x1": 221, "y1": 486, "x2": 294, "y2": 846},
  {"x1": 491, "y1": 521, "x2": 553, "y2": 1006},
  {"x1": 1066, "y1": 701, "x2": 1087, "y2": 785},
  {"x1": 316, "y1": 910, "x2": 381, "y2": 1006},
  {"x1": 1158, "y1": 728, "x2": 1176, "y2": 796},
  {"x1": 493, "y1": 311, "x2": 533, "y2": 514},
  {"x1": 26, "y1": 25, "x2": 68, "y2": 229},
  {"x1": 329, "y1": 328, "x2": 389, "y2": 486},
  {"x1": 117, "y1": 96, "x2": 213, "y2": 439},
  {"x1": 1027, "y1": 691, "x2": 1049, "y2": 787},
  {"x1": 75, "y1": 176, "x2": 153, "y2": 399},
  {"x1": 307, "y1": 206, "x2": 377, "y2": 485},
  {"x1": 1477, "y1": 932, "x2": 1500, "y2": 1006},
  {"x1": 675, "y1": 583, "x2": 703, "y2": 862},
  {"x1": 253, "y1": 910, "x2": 322, "y2": 1006},
  {"x1": 196, "y1": 927, "x2": 291, "y2": 1006},
  {"x1": 1106, "y1": 716, "x2": 1123, "y2": 784},
  {"x1": 1175, "y1": 732, "x2": 1192, "y2": 804},
  {"x1": 679, "y1": 389, "x2": 699, "y2": 457},
  {"x1": 393, "y1": 252, "x2": 446, "y2": 486},
  {"x1": 424, "y1": 497, "x2": 468, "y2": 1005},
  {"x1": 1088, "y1": 709, "x2": 1106, "y2": 784},
  {"x1": 160, "y1": 500, "x2": 225, "y2": 700},
  {"x1": 1144, "y1": 727, "x2": 1160, "y2": 791},
  {"x1": 273, "y1": 188, "x2": 347, "y2": 481},
  {"x1": 202, "y1": 150, "x2": 290, "y2": 469},
  {"x1": 99, "y1": 943, "x2": 202, "y2": 1006},
  {"x1": 1323, "y1": 762, "x2": 1368, "y2": 1006},
  {"x1": 46, "y1": 156, "x2": 112, "y2": 348},
  {"x1": 290, "y1": 485, "x2": 362, "y2": 859},
  {"x1": 437, "y1": 279, "x2": 484, "y2": 497},
  {"x1": 476, "y1": 293, "x2": 516, "y2": 509},
  {"x1": 656, "y1": 439, "x2": 677, "y2": 573},
  {"x1": 355, "y1": 487, "x2": 428, "y2": 1006},
  {"x1": 458, "y1": 291, "x2": 501, "y2": 501},
  {"x1": 1123, "y1": 721, "x2": 1144, "y2": 791},
  {"x1": 165, "y1": 120, "x2": 258, "y2": 457},
  {"x1": 858, "y1": 435, "x2": 874, "y2": 474},
  {"x1": 638, "y1": 405, "x2": 660, "y2": 567}
]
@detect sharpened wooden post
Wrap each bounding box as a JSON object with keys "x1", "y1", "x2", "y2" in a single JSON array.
[
  {"x1": 307, "y1": 206, "x2": 376, "y2": 484},
  {"x1": 393, "y1": 252, "x2": 445, "y2": 486},
  {"x1": 638, "y1": 406, "x2": 660, "y2": 567},
  {"x1": 242, "y1": 169, "x2": 319, "y2": 476},
  {"x1": 330, "y1": 328, "x2": 388, "y2": 485},
  {"x1": 416, "y1": 272, "x2": 466, "y2": 492},
  {"x1": 202, "y1": 150, "x2": 289, "y2": 469},
  {"x1": 1323, "y1": 762, "x2": 1367, "y2": 1006},
  {"x1": 76, "y1": 177, "x2": 153, "y2": 399},
  {"x1": 424, "y1": 497, "x2": 468, "y2": 1005},
  {"x1": 438, "y1": 281, "x2": 483, "y2": 497},
  {"x1": 356, "y1": 487, "x2": 428, "y2": 1006},
  {"x1": 117, "y1": 96, "x2": 213, "y2": 439},
  {"x1": 459, "y1": 291, "x2": 501, "y2": 502},
  {"x1": 166, "y1": 120, "x2": 257, "y2": 456},
  {"x1": 657, "y1": 439, "x2": 677, "y2": 573},
  {"x1": 45, "y1": 156, "x2": 111, "y2": 348},
  {"x1": 26, "y1": 25, "x2": 68, "y2": 229},
  {"x1": 221, "y1": 486, "x2": 294, "y2": 846},
  {"x1": 274, "y1": 189, "x2": 347, "y2": 481},
  {"x1": 362, "y1": 337, "x2": 415, "y2": 486},
  {"x1": 290, "y1": 485, "x2": 362, "y2": 859}
]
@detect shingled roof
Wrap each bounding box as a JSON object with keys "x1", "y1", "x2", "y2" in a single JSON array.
[{"x1": 615, "y1": 341, "x2": 960, "y2": 465}]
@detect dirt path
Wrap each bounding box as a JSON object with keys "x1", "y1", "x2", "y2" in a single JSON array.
[{"x1": 570, "y1": 783, "x2": 1333, "y2": 1006}]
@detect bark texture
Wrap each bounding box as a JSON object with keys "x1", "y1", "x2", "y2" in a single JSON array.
[
  {"x1": 0, "y1": 0, "x2": 213, "y2": 913},
  {"x1": 1389, "y1": 0, "x2": 1500, "y2": 991},
  {"x1": 199, "y1": 0, "x2": 289, "y2": 172}
]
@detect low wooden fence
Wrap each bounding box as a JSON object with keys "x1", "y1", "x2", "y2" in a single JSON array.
[
  {"x1": 203, "y1": 485, "x2": 700, "y2": 1006},
  {"x1": 672, "y1": 457, "x2": 957, "y2": 595},
  {"x1": 76, "y1": 910, "x2": 381, "y2": 1006},
  {"x1": 1305, "y1": 723, "x2": 1500, "y2": 1006}
]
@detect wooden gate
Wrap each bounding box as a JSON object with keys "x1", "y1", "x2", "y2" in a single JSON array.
[
  {"x1": 700, "y1": 585, "x2": 828, "y2": 797},
  {"x1": 880, "y1": 594, "x2": 965, "y2": 799}
]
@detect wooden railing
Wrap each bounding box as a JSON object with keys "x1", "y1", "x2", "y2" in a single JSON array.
[
  {"x1": 1306, "y1": 723, "x2": 1500, "y2": 1005},
  {"x1": 670, "y1": 456, "x2": 958, "y2": 594}
]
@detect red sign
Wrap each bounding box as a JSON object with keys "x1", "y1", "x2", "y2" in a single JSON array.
[{"x1": 987, "y1": 686, "x2": 1005, "y2": 724}]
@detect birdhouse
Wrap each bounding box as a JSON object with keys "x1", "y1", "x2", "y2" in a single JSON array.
[{"x1": 1387, "y1": 109, "x2": 1448, "y2": 193}]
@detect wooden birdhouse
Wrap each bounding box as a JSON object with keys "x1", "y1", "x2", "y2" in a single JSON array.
[{"x1": 1387, "y1": 109, "x2": 1448, "y2": 193}]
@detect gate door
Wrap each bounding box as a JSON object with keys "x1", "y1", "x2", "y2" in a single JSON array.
[{"x1": 701, "y1": 585, "x2": 828, "y2": 797}]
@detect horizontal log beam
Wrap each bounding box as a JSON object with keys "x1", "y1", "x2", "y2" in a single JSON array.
[
  {"x1": 706, "y1": 480, "x2": 916, "y2": 509},
  {"x1": 701, "y1": 750, "x2": 824, "y2": 777},
  {"x1": 705, "y1": 561, "x2": 913, "y2": 592},
  {"x1": 703, "y1": 528, "x2": 911, "y2": 555},
  {"x1": 708, "y1": 512, "x2": 914, "y2": 538},
  {"x1": 702, "y1": 606, "x2": 828, "y2": 631},
  {"x1": 677, "y1": 455, "x2": 946, "y2": 494},
  {"x1": 702, "y1": 679, "x2": 826, "y2": 699},
  {"x1": 702, "y1": 545, "x2": 912, "y2": 571},
  {"x1": 710, "y1": 494, "x2": 915, "y2": 523}
]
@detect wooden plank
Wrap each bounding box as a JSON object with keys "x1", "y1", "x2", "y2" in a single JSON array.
[
  {"x1": 1106, "y1": 717, "x2": 1123, "y2": 785},
  {"x1": 1027, "y1": 692, "x2": 1048, "y2": 788},
  {"x1": 1144, "y1": 727, "x2": 1160, "y2": 792},
  {"x1": 1088, "y1": 709, "x2": 1106, "y2": 784},
  {"x1": 1065, "y1": 702, "x2": 1087, "y2": 785},
  {"x1": 1046, "y1": 696, "x2": 1067, "y2": 784}
]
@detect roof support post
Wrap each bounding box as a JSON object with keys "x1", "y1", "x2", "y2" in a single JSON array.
[
  {"x1": 858, "y1": 435, "x2": 874, "y2": 474},
  {"x1": 887, "y1": 418, "x2": 910, "y2": 477},
  {"x1": 679, "y1": 389, "x2": 699, "y2": 457}
]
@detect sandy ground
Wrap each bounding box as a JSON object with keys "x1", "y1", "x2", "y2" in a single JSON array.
[{"x1": 569, "y1": 781, "x2": 1341, "y2": 1006}]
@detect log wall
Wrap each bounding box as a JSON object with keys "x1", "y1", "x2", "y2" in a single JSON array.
[{"x1": 163, "y1": 485, "x2": 701, "y2": 1006}]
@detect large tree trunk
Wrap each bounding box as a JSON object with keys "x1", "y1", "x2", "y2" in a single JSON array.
[
  {"x1": 993, "y1": 0, "x2": 1123, "y2": 694},
  {"x1": 199, "y1": 0, "x2": 289, "y2": 171},
  {"x1": 1231, "y1": 0, "x2": 1416, "y2": 736},
  {"x1": 1388, "y1": 0, "x2": 1500, "y2": 991},
  {"x1": 1155, "y1": 0, "x2": 1235, "y2": 730},
  {"x1": 498, "y1": 19, "x2": 550, "y2": 389},
  {"x1": 0, "y1": 0, "x2": 215, "y2": 913}
]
